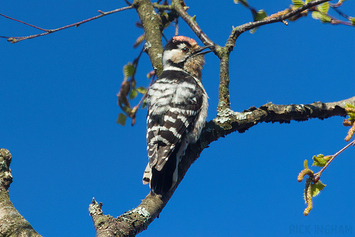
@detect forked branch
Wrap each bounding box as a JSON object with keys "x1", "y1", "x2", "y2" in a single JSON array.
[{"x1": 227, "y1": 0, "x2": 332, "y2": 47}]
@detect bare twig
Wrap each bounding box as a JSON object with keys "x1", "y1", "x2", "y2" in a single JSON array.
[
  {"x1": 131, "y1": 75, "x2": 155, "y2": 126},
  {"x1": 1, "y1": 6, "x2": 133, "y2": 43},
  {"x1": 309, "y1": 8, "x2": 355, "y2": 26},
  {"x1": 124, "y1": 0, "x2": 132, "y2": 6},
  {"x1": 171, "y1": 0, "x2": 214, "y2": 47},
  {"x1": 174, "y1": 18, "x2": 179, "y2": 36},
  {"x1": 313, "y1": 139, "x2": 355, "y2": 182},
  {"x1": 330, "y1": 3, "x2": 352, "y2": 20},
  {"x1": 170, "y1": 0, "x2": 230, "y2": 112},
  {"x1": 227, "y1": 0, "x2": 331, "y2": 47},
  {"x1": 216, "y1": 0, "x2": 335, "y2": 112},
  {"x1": 0, "y1": 13, "x2": 47, "y2": 31}
]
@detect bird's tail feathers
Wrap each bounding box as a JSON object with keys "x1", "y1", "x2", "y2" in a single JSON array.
[{"x1": 142, "y1": 163, "x2": 151, "y2": 185}]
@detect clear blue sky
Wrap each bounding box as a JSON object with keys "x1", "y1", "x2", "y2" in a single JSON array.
[{"x1": 1, "y1": 1, "x2": 354, "y2": 236}]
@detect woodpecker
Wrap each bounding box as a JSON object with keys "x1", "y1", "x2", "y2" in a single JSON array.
[{"x1": 143, "y1": 36, "x2": 210, "y2": 195}]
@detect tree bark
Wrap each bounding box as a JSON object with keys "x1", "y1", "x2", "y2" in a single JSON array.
[{"x1": 0, "y1": 149, "x2": 41, "y2": 237}]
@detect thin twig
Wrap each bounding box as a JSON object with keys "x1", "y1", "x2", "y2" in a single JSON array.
[
  {"x1": 174, "y1": 18, "x2": 179, "y2": 36},
  {"x1": 134, "y1": 75, "x2": 155, "y2": 112},
  {"x1": 1, "y1": 5, "x2": 133, "y2": 43},
  {"x1": 227, "y1": 0, "x2": 331, "y2": 47},
  {"x1": 171, "y1": 0, "x2": 214, "y2": 47},
  {"x1": 314, "y1": 139, "x2": 355, "y2": 182},
  {"x1": 330, "y1": 3, "x2": 352, "y2": 20},
  {"x1": 130, "y1": 47, "x2": 145, "y2": 82},
  {"x1": 309, "y1": 8, "x2": 354, "y2": 26},
  {"x1": 0, "y1": 13, "x2": 48, "y2": 31},
  {"x1": 124, "y1": 0, "x2": 132, "y2": 6}
]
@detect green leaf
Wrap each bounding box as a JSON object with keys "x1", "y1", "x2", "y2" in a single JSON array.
[
  {"x1": 129, "y1": 89, "x2": 138, "y2": 100},
  {"x1": 253, "y1": 9, "x2": 267, "y2": 21},
  {"x1": 311, "y1": 180, "x2": 326, "y2": 198},
  {"x1": 292, "y1": 0, "x2": 304, "y2": 8},
  {"x1": 123, "y1": 63, "x2": 135, "y2": 79},
  {"x1": 318, "y1": 2, "x2": 330, "y2": 14},
  {"x1": 351, "y1": 17, "x2": 355, "y2": 26},
  {"x1": 122, "y1": 105, "x2": 131, "y2": 114},
  {"x1": 305, "y1": 0, "x2": 312, "y2": 4},
  {"x1": 312, "y1": 154, "x2": 330, "y2": 167},
  {"x1": 250, "y1": 10, "x2": 267, "y2": 34},
  {"x1": 345, "y1": 103, "x2": 355, "y2": 120},
  {"x1": 312, "y1": 11, "x2": 331, "y2": 23},
  {"x1": 136, "y1": 87, "x2": 147, "y2": 95},
  {"x1": 234, "y1": 0, "x2": 249, "y2": 8},
  {"x1": 142, "y1": 99, "x2": 147, "y2": 109},
  {"x1": 250, "y1": 28, "x2": 258, "y2": 34},
  {"x1": 131, "y1": 80, "x2": 136, "y2": 90},
  {"x1": 117, "y1": 113, "x2": 127, "y2": 126}
]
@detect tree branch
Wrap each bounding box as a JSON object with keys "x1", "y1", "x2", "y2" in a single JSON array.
[
  {"x1": 210, "y1": 96, "x2": 355, "y2": 137},
  {"x1": 216, "y1": 48, "x2": 231, "y2": 112},
  {"x1": 169, "y1": 1, "x2": 337, "y2": 114},
  {"x1": 171, "y1": 0, "x2": 214, "y2": 47},
  {"x1": 88, "y1": 96, "x2": 354, "y2": 236},
  {"x1": 170, "y1": 0, "x2": 234, "y2": 112},
  {"x1": 227, "y1": 0, "x2": 331, "y2": 47},
  {"x1": 133, "y1": 0, "x2": 164, "y2": 76},
  {"x1": 330, "y1": 2, "x2": 352, "y2": 21},
  {"x1": 1, "y1": 6, "x2": 133, "y2": 43},
  {"x1": 0, "y1": 149, "x2": 41, "y2": 237},
  {"x1": 0, "y1": 13, "x2": 48, "y2": 32}
]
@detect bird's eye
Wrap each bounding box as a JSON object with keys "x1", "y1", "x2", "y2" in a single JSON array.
[{"x1": 182, "y1": 47, "x2": 189, "y2": 52}]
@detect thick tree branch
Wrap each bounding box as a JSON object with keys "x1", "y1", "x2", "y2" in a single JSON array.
[
  {"x1": 0, "y1": 149, "x2": 41, "y2": 237},
  {"x1": 133, "y1": 0, "x2": 164, "y2": 76},
  {"x1": 88, "y1": 96, "x2": 354, "y2": 236},
  {"x1": 89, "y1": 1, "x2": 165, "y2": 234},
  {"x1": 208, "y1": 96, "x2": 355, "y2": 138},
  {"x1": 217, "y1": 48, "x2": 231, "y2": 112}
]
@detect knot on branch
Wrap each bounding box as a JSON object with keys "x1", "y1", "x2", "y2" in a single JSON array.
[
  {"x1": 89, "y1": 198, "x2": 104, "y2": 217},
  {"x1": 0, "y1": 149, "x2": 13, "y2": 190}
]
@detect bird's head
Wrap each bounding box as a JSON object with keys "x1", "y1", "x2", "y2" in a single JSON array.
[{"x1": 162, "y1": 36, "x2": 211, "y2": 79}]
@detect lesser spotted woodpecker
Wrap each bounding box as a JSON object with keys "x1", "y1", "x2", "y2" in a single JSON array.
[{"x1": 143, "y1": 36, "x2": 210, "y2": 195}]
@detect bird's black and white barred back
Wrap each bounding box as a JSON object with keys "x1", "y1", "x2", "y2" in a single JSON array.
[{"x1": 143, "y1": 36, "x2": 209, "y2": 195}]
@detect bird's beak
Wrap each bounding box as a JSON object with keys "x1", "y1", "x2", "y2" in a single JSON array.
[{"x1": 191, "y1": 45, "x2": 214, "y2": 57}]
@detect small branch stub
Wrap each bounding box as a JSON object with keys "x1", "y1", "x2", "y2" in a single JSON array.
[
  {"x1": 0, "y1": 149, "x2": 41, "y2": 236},
  {"x1": 0, "y1": 148, "x2": 13, "y2": 190}
]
